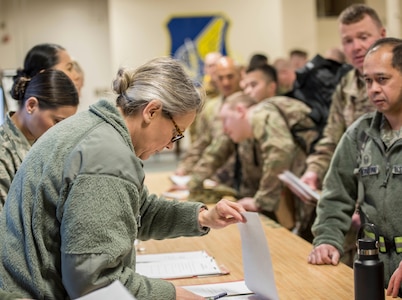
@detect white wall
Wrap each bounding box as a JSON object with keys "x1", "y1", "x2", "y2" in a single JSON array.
[
  {"x1": 0, "y1": 0, "x2": 398, "y2": 113},
  {"x1": 280, "y1": 0, "x2": 317, "y2": 58},
  {"x1": 316, "y1": 17, "x2": 340, "y2": 56},
  {"x1": 0, "y1": 0, "x2": 112, "y2": 111},
  {"x1": 108, "y1": 0, "x2": 281, "y2": 69},
  {"x1": 108, "y1": 0, "x2": 317, "y2": 70}
]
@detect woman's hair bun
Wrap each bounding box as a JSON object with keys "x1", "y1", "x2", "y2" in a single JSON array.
[{"x1": 10, "y1": 75, "x2": 31, "y2": 101}]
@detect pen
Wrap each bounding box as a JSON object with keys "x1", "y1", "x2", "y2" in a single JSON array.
[{"x1": 205, "y1": 292, "x2": 228, "y2": 300}]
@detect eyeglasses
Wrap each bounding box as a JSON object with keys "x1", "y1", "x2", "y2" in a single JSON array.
[{"x1": 166, "y1": 112, "x2": 184, "y2": 143}]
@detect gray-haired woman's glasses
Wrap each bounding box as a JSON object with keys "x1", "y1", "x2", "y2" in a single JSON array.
[{"x1": 166, "y1": 112, "x2": 184, "y2": 143}]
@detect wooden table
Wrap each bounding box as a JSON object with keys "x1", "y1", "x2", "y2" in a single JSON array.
[{"x1": 143, "y1": 171, "x2": 397, "y2": 299}]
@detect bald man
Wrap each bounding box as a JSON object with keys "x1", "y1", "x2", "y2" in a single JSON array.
[
  {"x1": 175, "y1": 57, "x2": 242, "y2": 195},
  {"x1": 188, "y1": 52, "x2": 223, "y2": 143},
  {"x1": 202, "y1": 52, "x2": 222, "y2": 98}
]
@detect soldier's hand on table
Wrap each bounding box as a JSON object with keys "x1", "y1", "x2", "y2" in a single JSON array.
[
  {"x1": 308, "y1": 244, "x2": 340, "y2": 265},
  {"x1": 198, "y1": 199, "x2": 246, "y2": 229},
  {"x1": 387, "y1": 260, "x2": 402, "y2": 298}
]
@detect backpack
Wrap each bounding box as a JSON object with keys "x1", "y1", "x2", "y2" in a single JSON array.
[
  {"x1": 265, "y1": 96, "x2": 321, "y2": 155},
  {"x1": 285, "y1": 54, "x2": 353, "y2": 148}
]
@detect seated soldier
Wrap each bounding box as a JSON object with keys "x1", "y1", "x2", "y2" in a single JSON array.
[{"x1": 219, "y1": 90, "x2": 319, "y2": 239}]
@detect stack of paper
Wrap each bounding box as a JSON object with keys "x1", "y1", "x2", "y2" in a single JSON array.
[
  {"x1": 169, "y1": 175, "x2": 191, "y2": 186},
  {"x1": 136, "y1": 250, "x2": 228, "y2": 279},
  {"x1": 183, "y1": 281, "x2": 253, "y2": 299},
  {"x1": 278, "y1": 170, "x2": 320, "y2": 204}
]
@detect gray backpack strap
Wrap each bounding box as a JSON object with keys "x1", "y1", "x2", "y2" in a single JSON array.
[{"x1": 354, "y1": 131, "x2": 370, "y2": 223}]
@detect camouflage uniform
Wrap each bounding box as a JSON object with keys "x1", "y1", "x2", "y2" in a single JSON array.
[
  {"x1": 203, "y1": 74, "x2": 220, "y2": 99},
  {"x1": 187, "y1": 131, "x2": 236, "y2": 192},
  {"x1": 0, "y1": 112, "x2": 31, "y2": 208},
  {"x1": 188, "y1": 79, "x2": 219, "y2": 143},
  {"x1": 179, "y1": 95, "x2": 236, "y2": 190},
  {"x1": 177, "y1": 95, "x2": 222, "y2": 174},
  {"x1": 186, "y1": 95, "x2": 319, "y2": 231},
  {"x1": 237, "y1": 97, "x2": 318, "y2": 230},
  {"x1": 306, "y1": 69, "x2": 375, "y2": 182}
]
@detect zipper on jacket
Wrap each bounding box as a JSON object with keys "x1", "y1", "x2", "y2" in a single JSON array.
[{"x1": 381, "y1": 161, "x2": 391, "y2": 188}]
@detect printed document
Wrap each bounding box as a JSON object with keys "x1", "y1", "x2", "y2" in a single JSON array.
[
  {"x1": 136, "y1": 250, "x2": 227, "y2": 279},
  {"x1": 183, "y1": 281, "x2": 254, "y2": 299}
]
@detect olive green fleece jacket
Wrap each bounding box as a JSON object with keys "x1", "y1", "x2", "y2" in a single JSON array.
[
  {"x1": 0, "y1": 100, "x2": 208, "y2": 300},
  {"x1": 0, "y1": 289, "x2": 23, "y2": 300},
  {"x1": 313, "y1": 111, "x2": 402, "y2": 292}
]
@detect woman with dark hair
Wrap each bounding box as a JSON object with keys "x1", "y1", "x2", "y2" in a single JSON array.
[
  {"x1": 0, "y1": 68, "x2": 79, "y2": 207},
  {"x1": 17, "y1": 43, "x2": 79, "y2": 84},
  {"x1": 0, "y1": 43, "x2": 81, "y2": 207}
]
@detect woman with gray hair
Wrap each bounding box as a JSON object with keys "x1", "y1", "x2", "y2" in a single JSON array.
[{"x1": 0, "y1": 57, "x2": 246, "y2": 300}]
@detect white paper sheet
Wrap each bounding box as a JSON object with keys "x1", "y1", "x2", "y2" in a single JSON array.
[
  {"x1": 278, "y1": 170, "x2": 320, "y2": 204},
  {"x1": 161, "y1": 190, "x2": 190, "y2": 200},
  {"x1": 183, "y1": 281, "x2": 253, "y2": 299},
  {"x1": 237, "y1": 212, "x2": 279, "y2": 300},
  {"x1": 169, "y1": 175, "x2": 191, "y2": 186},
  {"x1": 75, "y1": 280, "x2": 136, "y2": 300},
  {"x1": 183, "y1": 281, "x2": 268, "y2": 299},
  {"x1": 136, "y1": 250, "x2": 226, "y2": 279}
]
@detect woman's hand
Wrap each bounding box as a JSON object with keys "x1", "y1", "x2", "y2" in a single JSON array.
[{"x1": 198, "y1": 199, "x2": 247, "y2": 229}]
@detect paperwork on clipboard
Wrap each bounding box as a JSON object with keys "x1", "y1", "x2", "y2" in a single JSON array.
[{"x1": 136, "y1": 250, "x2": 229, "y2": 279}]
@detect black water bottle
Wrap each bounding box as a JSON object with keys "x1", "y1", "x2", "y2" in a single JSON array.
[{"x1": 354, "y1": 223, "x2": 385, "y2": 300}]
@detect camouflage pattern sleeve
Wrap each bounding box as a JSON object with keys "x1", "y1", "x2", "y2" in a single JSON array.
[
  {"x1": 188, "y1": 86, "x2": 219, "y2": 144},
  {"x1": 176, "y1": 127, "x2": 212, "y2": 174},
  {"x1": 180, "y1": 95, "x2": 237, "y2": 190},
  {"x1": 176, "y1": 96, "x2": 221, "y2": 174},
  {"x1": 0, "y1": 152, "x2": 14, "y2": 207},
  {"x1": 306, "y1": 70, "x2": 374, "y2": 183},
  {"x1": 0, "y1": 115, "x2": 31, "y2": 209},
  {"x1": 187, "y1": 133, "x2": 235, "y2": 190},
  {"x1": 252, "y1": 103, "x2": 297, "y2": 212},
  {"x1": 234, "y1": 139, "x2": 260, "y2": 197}
]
